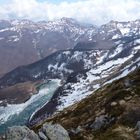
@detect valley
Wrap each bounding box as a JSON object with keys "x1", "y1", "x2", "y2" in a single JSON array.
[
  {"x1": 0, "y1": 18, "x2": 140, "y2": 139},
  {"x1": 0, "y1": 79, "x2": 60, "y2": 134}
]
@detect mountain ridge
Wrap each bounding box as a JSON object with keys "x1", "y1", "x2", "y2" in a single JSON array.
[{"x1": 0, "y1": 18, "x2": 140, "y2": 75}]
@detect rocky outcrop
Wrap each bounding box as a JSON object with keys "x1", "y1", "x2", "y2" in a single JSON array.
[
  {"x1": 6, "y1": 126, "x2": 40, "y2": 140},
  {"x1": 135, "y1": 121, "x2": 140, "y2": 139},
  {"x1": 89, "y1": 115, "x2": 114, "y2": 131},
  {"x1": 38, "y1": 131, "x2": 48, "y2": 140},
  {"x1": 41, "y1": 122, "x2": 70, "y2": 140},
  {"x1": 5, "y1": 123, "x2": 70, "y2": 140}
]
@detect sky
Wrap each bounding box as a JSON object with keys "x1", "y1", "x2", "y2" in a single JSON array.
[{"x1": 0, "y1": 0, "x2": 140, "y2": 25}]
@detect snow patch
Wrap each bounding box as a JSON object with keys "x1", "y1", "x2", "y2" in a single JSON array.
[{"x1": 119, "y1": 28, "x2": 130, "y2": 35}]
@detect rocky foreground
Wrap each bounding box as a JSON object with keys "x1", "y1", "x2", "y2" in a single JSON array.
[
  {"x1": 1, "y1": 68, "x2": 140, "y2": 140},
  {"x1": 4, "y1": 122, "x2": 70, "y2": 140}
]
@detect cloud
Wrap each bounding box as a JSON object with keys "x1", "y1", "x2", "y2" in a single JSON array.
[{"x1": 0, "y1": 0, "x2": 140, "y2": 25}]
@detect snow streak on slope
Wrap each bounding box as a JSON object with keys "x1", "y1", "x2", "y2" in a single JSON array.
[{"x1": 56, "y1": 44, "x2": 140, "y2": 111}]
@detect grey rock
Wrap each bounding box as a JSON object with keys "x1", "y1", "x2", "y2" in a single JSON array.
[
  {"x1": 75, "y1": 126, "x2": 83, "y2": 134},
  {"x1": 38, "y1": 131, "x2": 48, "y2": 140},
  {"x1": 70, "y1": 126, "x2": 83, "y2": 135},
  {"x1": 124, "y1": 79, "x2": 131, "y2": 87},
  {"x1": 42, "y1": 122, "x2": 70, "y2": 140},
  {"x1": 135, "y1": 121, "x2": 140, "y2": 139},
  {"x1": 90, "y1": 115, "x2": 114, "y2": 131},
  {"x1": 119, "y1": 100, "x2": 126, "y2": 106},
  {"x1": 110, "y1": 101, "x2": 117, "y2": 107},
  {"x1": 6, "y1": 126, "x2": 40, "y2": 140},
  {"x1": 124, "y1": 96, "x2": 132, "y2": 101}
]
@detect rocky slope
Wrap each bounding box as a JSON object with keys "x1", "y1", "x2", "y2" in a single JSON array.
[
  {"x1": 2, "y1": 67, "x2": 140, "y2": 140},
  {"x1": 31, "y1": 68, "x2": 140, "y2": 140}
]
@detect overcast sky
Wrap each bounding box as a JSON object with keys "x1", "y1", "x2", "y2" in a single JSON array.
[{"x1": 0, "y1": 0, "x2": 140, "y2": 25}]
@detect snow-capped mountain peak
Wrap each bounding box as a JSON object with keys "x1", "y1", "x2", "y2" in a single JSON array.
[{"x1": 100, "y1": 19, "x2": 140, "y2": 39}]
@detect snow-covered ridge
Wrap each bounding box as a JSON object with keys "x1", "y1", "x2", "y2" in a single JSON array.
[
  {"x1": 0, "y1": 18, "x2": 140, "y2": 43},
  {"x1": 0, "y1": 18, "x2": 96, "y2": 39},
  {"x1": 23, "y1": 36, "x2": 140, "y2": 124},
  {"x1": 100, "y1": 19, "x2": 140, "y2": 40},
  {"x1": 56, "y1": 46, "x2": 140, "y2": 111}
]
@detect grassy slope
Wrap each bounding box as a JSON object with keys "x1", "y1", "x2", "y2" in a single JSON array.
[{"x1": 32, "y1": 68, "x2": 140, "y2": 140}]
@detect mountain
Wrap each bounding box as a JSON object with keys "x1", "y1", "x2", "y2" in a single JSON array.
[
  {"x1": 31, "y1": 68, "x2": 140, "y2": 140},
  {"x1": 0, "y1": 19, "x2": 140, "y2": 87},
  {"x1": 0, "y1": 20, "x2": 140, "y2": 122},
  {"x1": 0, "y1": 18, "x2": 96, "y2": 76},
  {"x1": 0, "y1": 18, "x2": 140, "y2": 76},
  {"x1": 0, "y1": 19, "x2": 140, "y2": 135}
]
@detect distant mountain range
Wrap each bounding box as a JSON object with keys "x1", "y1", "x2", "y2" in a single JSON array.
[
  {"x1": 0, "y1": 18, "x2": 96, "y2": 76},
  {"x1": 0, "y1": 18, "x2": 140, "y2": 76}
]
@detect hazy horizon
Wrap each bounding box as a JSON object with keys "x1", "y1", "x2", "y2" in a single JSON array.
[{"x1": 0, "y1": 0, "x2": 140, "y2": 25}]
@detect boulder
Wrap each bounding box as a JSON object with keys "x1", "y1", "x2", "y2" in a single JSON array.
[
  {"x1": 119, "y1": 100, "x2": 126, "y2": 106},
  {"x1": 111, "y1": 101, "x2": 117, "y2": 107},
  {"x1": 70, "y1": 126, "x2": 83, "y2": 135},
  {"x1": 90, "y1": 115, "x2": 114, "y2": 131},
  {"x1": 38, "y1": 131, "x2": 48, "y2": 140},
  {"x1": 124, "y1": 96, "x2": 132, "y2": 101},
  {"x1": 42, "y1": 122, "x2": 70, "y2": 140},
  {"x1": 6, "y1": 126, "x2": 40, "y2": 140},
  {"x1": 135, "y1": 121, "x2": 140, "y2": 139}
]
